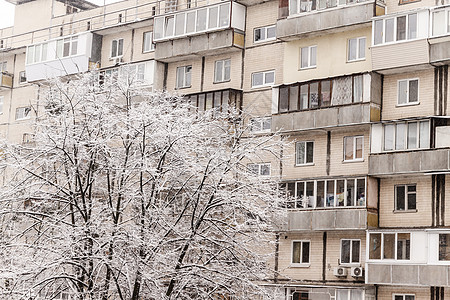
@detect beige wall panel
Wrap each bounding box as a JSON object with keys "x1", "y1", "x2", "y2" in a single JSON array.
[
  {"x1": 329, "y1": 130, "x2": 370, "y2": 177},
  {"x1": 445, "y1": 176, "x2": 450, "y2": 227},
  {"x1": 382, "y1": 69, "x2": 434, "y2": 121},
  {"x1": 379, "y1": 176, "x2": 432, "y2": 228},
  {"x1": 283, "y1": 27, "x2": 372, "y2": 84},
  {"x1": 203, "y1": 52, "x2": 242, "y2": 92},
  {"x1": 242, "y1": 90, "x2": 273, "y2": 117},
  {"x1": 325, "y1": 231, "x2": 366, "y2": 281},
  {"x1": 0, "y1": 90, "x2": 12, "y2": 126},
  {"x1": 282, "y1": 132, "x2": 327, "y2": 180},
  {"x1": 101, "y1": 30, "x2": 133, "y2": 68},
  {"x1": 278, "y1": 232, "x2": 323, "y2": 281},
  {"x1": 13, "y1": 53, "x2": 27, "y2": 87},
  {"x1": 13, "y1": 0, "x2": 53, "y2": 36},
  {"x1": 245, "y1": 0, "x2": 278, "y2": 47},
  {"x1": 243, "y1": 43, "x2": 284, "y2": 91},
  {"x1": 377, "y1": 286, "x2": 429, "y2": 300},
  {"x1": 166, "y1": 58, "x2": 202, "y2": 94},
  {"x1": 132, "y1": 26, "x2": 156, "y2": 62}
]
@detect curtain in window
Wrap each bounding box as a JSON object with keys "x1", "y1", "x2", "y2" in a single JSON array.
[{"x1": 331, "y1": 76, "x2": 352, "y2": 105}]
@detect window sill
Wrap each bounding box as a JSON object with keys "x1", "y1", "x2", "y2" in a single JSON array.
[
  {"x1": 176, "y1": 86, "x2": 192, "y2": 90},
  {"x1": 396, "y1": 102, "x2": 420, "y2": 107},
  {"x1": 347, "y1": 58, "x2": 366, "y2": 63},
  {"x1": 393, "y1": 209, "x2": 418, "y2": 213},
  {"x1": 295, "y1": 163, "x2": 314, "y2": 167},
  {"x1": 251, "y1": 85, "x2": 274, "y2": 90},
  {"x1": 399, "y1": 0, "x2": 421, "y2": 5},
  {"x1": 213, "y1": 79, "x2": 231, "y2": 84},
  {"x1": 289, "y1": 263, "x2": 310, "y2": 268},
  {"x1": 16, "y1": 118, "x2": 31, "y2": 121},
  {"x1": 254, "y1": 38, "x2": 276, "y2": 44},
  {"x1": 342, "y1": 159, "x2": 364, "y2": 163},
  {"x1": 142, "y1": 50, "x2": 155, "y2": 54},
  {"x1": 339, "y1": 263, "x2": 361, "y2": 267},
  {"x1": 299, "y1": 66, "x2": 316, "y2": 71}
]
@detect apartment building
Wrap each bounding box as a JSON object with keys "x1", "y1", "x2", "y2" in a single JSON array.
[{"x1": 0, "y1": 0, "x2": 449, "y2": 298}]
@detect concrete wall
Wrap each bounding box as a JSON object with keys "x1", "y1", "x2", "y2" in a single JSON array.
[
  {"x1": 367, "y1": 264, "x2": 450, "y2": 286},
  {"x1": 288, "y1": 208, "x2": 369, "y2": 231}
]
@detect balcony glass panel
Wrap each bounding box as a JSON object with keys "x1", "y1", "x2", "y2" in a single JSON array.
[
  {"x1": 373, "y1": 13, "x2": 419, "y2": 45},
  {"x1": 289, "y1": 0, "x2": 368, "y2": 16}
]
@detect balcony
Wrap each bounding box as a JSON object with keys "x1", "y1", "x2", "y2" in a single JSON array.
[
  {"x1": 185, "y1": 89, "x2": 242, "y2": 112},
  {"x1": 429, "y1": 6, "x2": 450, "y2": 65},
  {"x1": 153, "y1": 2, "x2": 245, "y2": 62},
  {"x1": 366, "y1": 264, "x2": 450, "y2": 286},
  {"x1": 0, "y1": 72, "x2": 13, "y2": 89},
  {"x1": 277, "y1": 0, "x2": 384, "y2": 41},
  {"x1": 271, "y1": 73, "x2": 381, "y2": 132},
  {"x1": 25, "y1": 32, "x2": 102, "y2": 82}
]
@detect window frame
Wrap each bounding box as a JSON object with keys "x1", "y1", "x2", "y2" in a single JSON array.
[
  {"x1": 393, "y1": 294, "x2": 415, "y2": 300},
  {"x1": 176, "y1": 65, "x2": 192, "y2": 89},
  {"x1": 247, "y1": 162, "x2": 271, "y2": 176},
  {"x1": 291, "y1": 240, "x2": 311, "y2": 266},
  {"x1": 250, "y1": 117, "x2": 272, "y2": 133},
  {"x1": 19, "y1": 71, "x2": 27, "y2": 84},
  {"x1": 300, "y1": 45, "x2": 317, "y2": 69},
  {"x1": 214, "y1": 58, "x2": 231, "y2": 83},
  {"x1": 347, "y1": 37, "x2": 366, "y2": 62},
  {"x1": 343, "y1": 135, "x2": 364, "y2": 162},
  {"x1": 0, "y1": 96, "x2": 3, "y2": 114},
  {"x1": 373, "y1": 13, "x2": 418, "y2": 46},
  {"x1": 110, "y1": 38, "x2": 124, "y2": 59},
  {"x1": 340, "y1": 239, "x2": 361, "y2": 265},
  {"x1": 253, "y1": 25, "x2": 276, "y2": 43},
  {"x1": 368, "y1": 232, "x2": 411, "y2": 261},
  {"x1": 397, "y1": 78, "x2": 419, "y2": 106},
  {"x1": 251, "y1": 70, "x2": 275, "y2": 88},
  {"x1": 15, "y1": 107, "x2": 32, "y2": 121},
  {"x1": 295, "y1": 141, "x2": 314, "y2": 166},
  {"x1": 383, "y1": 120, "x2": 429, "y2": 151},
  {"x1": 394, "y1": 184, "x2": 416, "y2": 212},
  {"x1": 142, "y1": 31, "x2": 155, "y2": 53}
]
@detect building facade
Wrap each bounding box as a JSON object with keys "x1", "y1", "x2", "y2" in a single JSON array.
[{"x1": 0, "y1": 0, "x2": 449, "y2": 298}]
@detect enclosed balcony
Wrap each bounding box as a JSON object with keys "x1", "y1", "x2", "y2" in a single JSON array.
[
  {"x1": 371, "y1": 9, "x2": 430, "y2": 73},
  {"x1": 429, "y1": 6, "x2": 450, "y2": 65},
  {"x1": 369, "y1": 118, "x2": 450, "y2": 176},
  {"x1": 153, "y1": 2, "x2": 246, "y2": 62},
  {"x1": 25, "y1": 32, "x2": 102, "y2": 82},
  {"x1": 281, "y1": 177, "x2": 378, "y2": 231},
  {"x1": 271, "y1": 72, "x2": 381, "y2": 132},
  {"x1": 0, "y1": 72, "x2": 13, "y2": 89},
  {"x1": 185, "y1": 89, "x2": 242, "y2": 113},
  {"x1": 366, "y1": 230, "x2": 450, "y2": 286},
  {"x1": 277, "y1": 0, "x2": 384, "y2": 40}
]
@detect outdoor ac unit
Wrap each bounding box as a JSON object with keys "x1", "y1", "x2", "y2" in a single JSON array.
[
  {"x1": 351, "y1": 266, "x2": 364, "y2": 277},
  {"x1": 333, "y1": 267, "x2": 347, "y2": 277}
]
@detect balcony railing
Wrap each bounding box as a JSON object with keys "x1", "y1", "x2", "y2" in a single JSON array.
[{"x1": 0, "y1": 72, "x2": 13, "y2": 89}]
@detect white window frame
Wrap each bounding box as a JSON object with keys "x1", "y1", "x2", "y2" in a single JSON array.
[
  {"x1": 251, "y1": 70, "x2": 275, "y2": 88},
  {"x1": 383, "y1": 120, "x2": 429, "y2": 151},
  {"x1": 394, "y1": 184, "x2": 416, "y2": 211},
  {"x1": 111, "y1": 38, "x2": 124, "y2": 59},
  {"x1": 337, "y1": 289, "x2": 364, "y2": 300},
  {"x1": 19, "y1": 71, "x2": 27, "y2": 84},
  {"x1": 214, "y1": 59, "x2": 231, "y2": 83},
  {"x1": 56, "y1": 36, "x2": 78, "y2": 59},
  {"x1": 397, "y1": 78, "x2": 419, "y2": 106},
  {"x1": 176, "y1": 65, "x2": 192, "y2": 89},
  {"x1": 431, "y1": 8, "x2": 450, "y2": 37},
  {"x1": 295, "y1": 141, "x2": 314, "y2": 166},
  {"x1": 26, "y1": 43, "x2": 48, "y2": 65},
  {"x1": 368, "y1": 232, "x2": 411, "y2": 261},
  {"x1": 0, "y1": 61, "x2": 6, "y2": 72},
  {"x1": 347, "y1": 37, "x2": 366, "y2": 62},
  {"x1": 340, "y1": 239, "x2": 361, "y2": 265},
  {"x1": 254, "y1": 25, "x2": 276, "y2": 43},
  {"x1": 343, "y1": 136, "x2": 364, "y2": 162},
  {"x1": 0, "y1": 96, "x2": 3, "y2": 114},
  {"x1": 15, "y1": 107, "x2": 31, "y2": 120},
  {"x1": 143, "y1": 31, "x2": 155, "y2": 53},
  {"x1": 291, "y1": 240, "x2": 310, "y2": 266},
  {"x1": 373, "y1": 13, "x2": 418, "y2": 46},
  {"x1": 393, "y1": 294, "x2": 415, "y2": 300},
  {"x1": 300, "y1": 45, "x2": 317, "y2": 69},
  {"x1": 247, "y1": 162, "x2": 271, "y2": 176},
  {"x1": 250, "y1": 117, "x2": 271, "y2": 133}
]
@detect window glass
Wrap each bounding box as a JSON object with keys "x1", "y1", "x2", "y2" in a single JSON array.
[
  {"x1": 346, "y1": 179, "x2": 355, "y2": 206},
  {"x1": 396, "y1": 123, "x2": 406, "y2": 150},
  {"x1": 306, "y1": 141, "x2": 314, "y2": 163},
  {"x1": 290, "y1": 0, "x2": 299, "y2": 15},
  {"x1": 352, "y1": 240, "x2": 360, "y2": 263},
  {"x1": 337, "y1": 180, "x2": 345, "y2": 206},
  {"x1": 254, "y1": 28, "x2": 263, "y2": 42},
  {"x1": 348, "y1": 38, "x2": 357, "y2": 61},
  {"x1": 35, "y1": 44, "x2": 41, "y2": 63},
  {"x1": 316, "y1": 181, "x2": 325, "y2": 207},
  {"x1": 290, "y1": 85, "x2": 299, "y2": 111},
  {"x1": 353, "y1": 75, "x2": 363, "y2": 102},
  {"x1": 383, "y1": 233, "x2": 395, "y2": 259},
  {"x1": 42, "y1": 43, "x2": 48, "y2": 60},
  {"x1": 385, "y1": 18, "x2": 395, "y2": 42},
  {"x1": 252, "y1": 73, "x2": 263, "y2": 87},
  {"x1": 344, "y1": 137, "x2": 353, "y2": 161},
  {"x1": 302, "y1": 242, "x2": 310, "y2": 263},
  {"x1": 296, "y1": 142, "x2": 305, "y2": 165},
  {"x1": 206, "y1": 93, "x2": 213, "y2": 110},
  {"x1": 321, "y1": 80, "x2": 331, "y2": 107},
  {"x1": 341, "y1": 240, "x2": 350, "y2": 263},
  {"x1": 326, "y1": 180, "x2": 335, "y2": 207},
  {"x1": 356, "y1": 179, "x2": 365, "y2": 206},
  {"x1": 198, "y1": 94, "x2": 205, "y2": 111},
  {"x1": 301, "y1": 47, "x2": 309, "y2": 68},
  {"x1": 300, "y1": 85, "x2": 308, "y2": 110},
  {"x1": 186, "y1": 12, "x2": 195, "y2": 33},
  {"x1": 208, "y1": 6, "x2": 218, "y2": 29},
  {"x1": 356, "y1": 136, "x2": 363, "y2": 159},
  {"x1": 409, "y1": 80, "x2": 418, "y2": 103},
  {"x1": 369, "y1": 233, "x2": 381, "y2": 259},
  {"x1": 439, "y1": 234, "x2": 450, "y2": 261},
  {"x1": 358, "y1": 38, "x2": 365, "y2": 59},
  {"x1": 265, "y1": 71, "x2": 275, "y2": 84},
  {"x1": 433, "y1": 11, "x2": 446, "y2": 36},
  {"x1": 165, "y1": 16, "x2": 174, "y2": 37},
  {"x1": 407, "y1": 122, "x2": 417, "y2": 149},
  {"x1": 292, "y1": 242, "x2": 301, "y2": 263},
  {"x1": 27, "y1": 46, "x2": 34, "y2": 64},
  {"x1": 397, "y1": 233, "x2": 410, "y2": 260},
  {"x1": 296, "y1": 182, "x2": 305, "y2": 208},
  {"x1": 175, "y1": 13, "x2": 185, "y2": 36},
  {"x1": 408, "y1": 14, "x2": 417, "y2": 39},
  {"x1": 196, "y1": 8, "x2": 207, "y2": 31},
  {"x1": 218, "y1": 4, "x2": 229, "y2": 27},
  {"x1": 118, "y1": 39, "x2": 123, "y2": 56},
  {"x1": 374, "y1": 20, "x2": 383, "y2": 45},
  {"x1": 398, "y1": 80, "x2": 408, "y2": 104},
  {"x1": 310, "y1": 46, "x2": 317, "y2": 66},
  {"x1": 407, "y1": 185, "x2": 416, "y2": 210},
  {"x1": 310, "y1": 82, "x2": 319, "y2": 108},
  {"x1": 71, "y1": 37, "x2": 77, "y2": 56},
  {"x1": 419, "y1": 121, "x2": 430, "y2": 148},
  {"x1": 396, "y1": 186, "x2": 406, "y2": 211},
  {"x1": 154, "y1": 17, "x2": 164, "y2": 39},
  {"x1": 267, "y1": 26, "x2": 276, "y2": 39},
  {"x1": 397, "y1": 16, "x2": 406, "y2": 41},
  {"x1": 279, "y1": 87, "x2": 289, "y2": 113}
]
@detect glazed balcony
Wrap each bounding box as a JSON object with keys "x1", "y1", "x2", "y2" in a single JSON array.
[
  {"x1": 280, "y1": 177, "x2": 378, "y2": 231},
  {"x1": 271, "y1": 73, "x2": 381, "y2": 132},
  {"x1": 153, "y1": 2, "x2": 246, "y2": 62},
  {"x1": 277, "y1": 0, "x2": 384, "y2": 41},
  {"x1": 0, "y1": 72, "x2": 13, "y2": 89},
  {"x1": 25, "y1": 32, "x2": 102, "y2": 82},
  {"x1": 185, "y1": 89, "x2": 242, "y2": 113},
  {"x1": 371, "y1": 9, "x2": 430, "y2": 73},
  {"x1": 429, "y1": 6, "x2": 450, "y2": 65}
]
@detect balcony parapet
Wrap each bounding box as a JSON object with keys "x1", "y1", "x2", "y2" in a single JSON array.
[{"x1": 0, "y1": 72, "x2": 13, "y2": 89}]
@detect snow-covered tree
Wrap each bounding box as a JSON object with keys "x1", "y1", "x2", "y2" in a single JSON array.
[{"x1": 0, "y1": 71, "x2": 287, "y2": 300}]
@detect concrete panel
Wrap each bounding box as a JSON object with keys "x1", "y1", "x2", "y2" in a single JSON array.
[
  {"x1": 421, "y1": 149, "x2": 449, "y2": 172},
  {"x1": 314, "y1": 108, "x2": 338, "y2": 128},
  {"x1": 335, "y1": 209, "x2": 366, "y2": 229},
  {"x1": 209, "y1": 31, "x2": 233, "y2": 49},
  {"x1": 430, "y1": 40, "x2": 450, "y2": 64},
  {"x1": 273, "y1": 114, "x2": 293, "y2": 131},
  {"x1": 154, "y1": 41, "x2": 174, "y2": 60},
  {"x1": 312, "y1": 210, "x2": 335, "y2": 230},
  {"x1": 190, "y1": 35, "x2": 209, "y2": 53},
  {"x1": 172, "y1": 38, "x2": 192, "y2": 57},
  {"x1": 339, "y1": 105, "x2": 363, "y2": 125},
  {"x1": 288, "y1": 211, "x2": 312, "y2": 230},
  {"x1": 293, "y1": 112, "x2": 314, "y2": 130},
  {"x1": 393, "y1": 152, "x2": 421, "y2": 173},
  {"x1": 392, "y1": 265, "x2": 419, "y2": 285},
  {"x1": 419, "y1": 265, "x2": 447, "y2": 286},
  {"x1": 369, "y1": 154, "x2": 393, "y2": 175},
  {"x1": 367, "y1": 264, "x2": 391, "y2": 284}
]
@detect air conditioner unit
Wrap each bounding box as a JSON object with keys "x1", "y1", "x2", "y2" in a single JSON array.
[
  {"x1": 333, "y1": 267, "x2": 347, "y2": 277},
  {"x1": 351, "y1": 266, "x2": 364, "y2": 277},
  {"x1": 113, "y1": 57, "x2": 123, "y2": 65}
]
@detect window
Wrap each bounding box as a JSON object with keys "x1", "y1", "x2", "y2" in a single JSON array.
[
  {"x1": 176, "y1": 65, "x2": 192, "y2": 89},
  {"x1": 19, "y1": 71, "x2": 27, "y2": 84},
  {"x1": 23, "y1": 133, "x2": 35, "y2": 144},
  {"x1": 250, "y1": 117, "x2": 271, "y2": 133},
  {"x1": 344, "y1": 136, "x2": 363, "y2": 161},
  {"x1": 292, "y1": 240, "x2": 310, "y2": 264},
  {"x1": 439, "y1": 234, "x2": 450, "y2": 261},
  {"x1": 373, "y1": 13, "x2": 418, "y2": 45},
  {"x1": 398, "y1": 79, "x2": 418, "y2": 105},
  {"x1": 348, "y1": 37, "x2": 366, "y2": 61},
  {"x1": 289, "y1": 290, "x2": 309, "y2": 300},
  {"x1": 296, "y1": 141, "x2": 314, "y2": 165},
  {"x1": 368, "y1": 232, "x2": 410, "y2": 260},
  {"x1": 0, "y1": 61, "x2": 6, "y2": 72},
  {"x1": 383, "y1": 120, "x2": 429, "y2": 151},
  {"x1": 26, "y1": 43, "x2": 48, "y2": 64},
  {"x1": 254, "y1": 25, "x2": 276, "y2": 43},
  {"x1": 251, "y1": 70, "x2": 275, "y2": 88},
  {"x1": 16, "y1": 107, "x2": 31, "y2": 120},
  {"x1": 395, "y1": 184, "x2": 416, "y2": 211},
  {"x1": 300, "y1": 46, "x2": 317, "y2": 69},
  {"x1": 143, "y1": 32, "x2": 155, "y2": 52},
  {"x1": 214, "y1": 59, "x2": 231, "y2": 83},
  {"x1": 432, "y1": 9, "x2": 450, "y2": 37},
  {"x1": 247, "y1": 163, "x2": 270, "y2": 176},
  {"x1": 340, "y1": 240, "x2": 360, "y2": 264},
  {"x1": 187, "y1": 89, "x2": 241, "y2": 113},
  {"x1": 394, "y1": 295, "x2": 415, "y2": 300},
  {"x1": 56, "y1": 36, "x2": 78, "y2": 58},
  {"x1": 111, "y1": 39, "x2": 124, "y2": 58},
  {"x1": 0, "y1": 96, "x2": 3, "y2": 114},
  {"x1": 336, "y1": 290, "x2": 364, "y2": 300}
]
